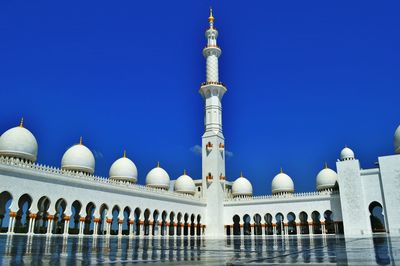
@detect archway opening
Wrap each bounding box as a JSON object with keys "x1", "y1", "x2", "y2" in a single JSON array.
[
  {"x1": 190, "y1": 214, "x2": 195, "y2": 236},
  {"x1": 369, "y1": 201, "x2": 386, "y2": 233},
  {"x1": 69, "y1": 200, "x2": 82, "y2": 235},
  {"x1": 264, "y1": 213, "x2": 273, "y2": 235},
  {"x1": 152, "y1": 210, "x2": 159, "y2": 236},
  {"x1": 243, "y1": 214, "x2": 251, "y2": 235},
  {"x1": 287, "y1": 212, "x2": 297, "y2": 235},
  {"x1": 111, "y1": 205, "x2": 120, "y2": 235},
  {"x1": 253, "y1": 214, "x2": 262, "y2": 235},
  {"x1": 161, "y1": 211, "x2": 167, "y2": 236},
  {"x1": 15, "y1": 194, "x2": 32, "y2": 234},
  {"x1": 84, "y1": 202, "x2": 95, "y2": 235},
  {"x1": 0, "y1": 191, "x2": 12, "y2": 233},
  {"x1": 144, "y1": 209, "x2": 150, "y2": 236},
  {"x1": 275, "y1": 213, "x2": 284, "y2": 235},
  {"x1": 122, "y1": 207, "x2": 131, "y2": 235},
  {"x1": 324, "y1": 210, "x2": 335, "y2": 234},
  {"x1": 134, "y1": 208, "x2": 141, "y2": 236},
  {"x1": 176, "y1": 213, "x2": 182, "y2": 236},
  {"x1": 233, "y1": 215, "x2": 240, "y2": 235},
  {"x1": 183, "y1": 213, "x2": 189, "y2": 236},
  {"x1": 169, "y1": 212, "x2": 175, "y2": 236},
  {"x1": 53, "y1": 198, "x2": 67, "y2": 234},
  {"x1": 311, "y1": 211, "x2": 322, "y2": 234},
  {"x1": 299, "y1": 211, "x2": 309, "y2": 234},
  {"x1": 196, "y1": 215, "x2": 201, "y2": 236},
  {"x1": 97, "y1": 204, "x2": 108, "y2": 235}
]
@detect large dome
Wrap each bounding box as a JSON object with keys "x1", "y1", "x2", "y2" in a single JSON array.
[
  {"x1": 146, "y1": 162, "x2": 170, "y2": 189},
  {"x1": 340, "y1": 146, "x2": 355, "y2": 161},
  {"x1": 174, "y1": 171, "x2": 195, "y2": 195},
  {"x1": 232, "y1": 173, "x2": 253, "y2": 197},
  {"x1": 271, "y1": 169, "x2": 294, "y2": 195},
  {"x1": 61, "y1": 138, "x2": 95, "y2": 174},
  {"x1": 316, "y1": 164, "x2": 338, "y2": 191},
  {"x1": 394, "y1": 125, "x2": 400, "y2": 154},
  {"x1": 0, "y1": 119, "x2": 38, "y2": 162},
  {"x1": 109, "y1": 151, "x2": 138, "y2": 183}
]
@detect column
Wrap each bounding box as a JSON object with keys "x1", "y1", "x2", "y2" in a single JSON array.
[
  {"x1": 28, "y1": 214, "x2": 36, "y2": 235},
  {"x1": 284, "y1": 223, "x2": 288, "y2": 236},
  {"x1": 118, "y1": 219, "x2": 123, "y2": 236},
  {"x1": 308, "y1": 222, "x2": 314, "y2": 235},
  {"x1": 129, "y1": 220, "x2": 135, "y2": 236},
  {"x1": 272, "y1": 224, "x2": 276, "y2": 235},
  {"x1": 296, "y1": 223, "x2": 300, "y2": 235},
  {"x1": 79, "y1": 217, "x2": 85, "y2": 236},
  {"x1": 93, "y1": 218, "x2": 100, "y2": 236},
  {"x1": 46, "y1": 215, "x2": 54, "y2": 235},
  {"x1": 63, "y1": 216, "x2": 70, "y2": 236},
  {"x1": 334, "y1": 222, "x2": 339, "y2": 235},
  {"x1": 7, "y1": 212, "x2": 17, "y2": 234},
  {"x1": 106, "y1": 218, "x2": 112, "y2": 236},
  {"x1": 321, "y1": 223, "x2": 326, "y2": 235}
]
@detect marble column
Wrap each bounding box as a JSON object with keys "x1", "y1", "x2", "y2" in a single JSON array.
[
  {"x1": 106, "y1": 218, "x2": 112, "y2": 236},
  {"x1": 129, "y1": 220, "x2": 134, "y2": 237},
  {"x1": 118, "y1": 219, "x2": 123, "y2": 236},
  {"x1": 7, "y1": 211, "x2": 17, "y2": 234},
  {"x1": 79, "y1": 217, "x2": 85, "y2": 236},
  {"x1": 308, "y1": 223, "x2": 314, "y2": 235},
  {"x1": 63, "y1": 216, "x2": 70, "y2": 236},
  {"x1": 272, "y1": 224, "x2": 276, "y2": 235},
  {"x1": 46, "y1": 215, "x2": 54, "y2": 235},
  {"x1": 28, "y1": 213, "x2": 37, "y2": 235}
]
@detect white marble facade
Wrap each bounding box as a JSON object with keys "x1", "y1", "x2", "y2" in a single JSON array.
[{"x1": 0, "y1": 9, "x2": 399, "y2": 239}]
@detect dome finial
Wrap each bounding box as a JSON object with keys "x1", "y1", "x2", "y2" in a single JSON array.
[
  {"x1": 280, "y1": 167, "x2": 283, "y2": 174},
  {"x1": 19, "y1": 117, "x2": 24, "y2": 128},
  {"x1": 208, "y1": 7, "x2": 214, "y2": 24},
  {"x1": 240, "y1": 171, "x2": 243, "y2": 177},
  {"x1": 79, "y1": 136, "x2": 83, "y2": 145},
  {"x1": 123, "y1": 150, "x2": 126, "y2": 158},
  {"x1": 324, "y1": 162, "x2": 328, "y2": 169},
  {"x1": 157, "y1": 161, "x2": 160, "y2": 168},
  {"x1": 184, "y1": 169, "x2": 187, "y2": 175}
]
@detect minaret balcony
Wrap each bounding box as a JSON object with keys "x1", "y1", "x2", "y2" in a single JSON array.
[{"x1": 203, "y1": 46, "x2": 221, "y2": 57}]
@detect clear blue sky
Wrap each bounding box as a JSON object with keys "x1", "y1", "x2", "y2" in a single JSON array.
[{"x1": 0, "y1": 1, "x2": 399, "y2": 195}]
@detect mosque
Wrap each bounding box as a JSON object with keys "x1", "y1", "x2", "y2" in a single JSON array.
[{"x1": 0, "y1": 9, "x2": 399, "y2": 239}]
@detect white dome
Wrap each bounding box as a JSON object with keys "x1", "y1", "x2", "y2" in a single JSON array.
[
  {"x1": 232, "y1": 174, "x2": 253, "y2": 197},
  {"x1": 340, "y1": 146, "x2": 355, "y2": 161},
  {"x1": 146, "y1": 162, "x2": 170, "y2": 189},
  {"x1": 0, "y1": 121, "x2": 38, "y2": 162},
  {"x1": 109, "y1": 153, "x2": 138, "y2": 183},
  {"x1": 316, "y1": 165, "x2": 338, "y2": 191},
  {"x1": 271, "y1": 170, "x2": 294, "y2": 195},
  {"x1": 61, "y1": 139, "x2": 95, "y2": 174},
  {"x1": 174, "y1": 171, "x2": 195, "y2": 195},
  {"x1": 394, "y1": 125, "x2": 400, "y2": 154}
]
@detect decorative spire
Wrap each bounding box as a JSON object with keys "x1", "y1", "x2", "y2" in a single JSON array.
[
  {"x1": 280, "y1": 167, "x2": 283, "y2": 174},
  {"x1": 208, "y1": 7, "x2": 214, "y2": 24},
  {"x1": 184, "y1": 169, "x2": 187, "y2": 175},
  {"x1": 79, "y1": 136, "x2": 83, "y2": 145},
  {"x1": 324, "y1": 162, "x2": 328, "y2": 169},
  {"x1": 19, "y1": 117, "x2": 24, "y2": 128},
  {"x1": 123, "y1": 150, "x2": 126, "y2": 158},
  {"x1": 157, "y1": 161, "x2": 160, "y2": 168},
  {"x1": 240, "y1": 171, "x2": 243, "y2": 177}
]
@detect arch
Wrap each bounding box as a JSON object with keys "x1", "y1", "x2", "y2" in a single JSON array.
[
  {"x1": 52, "y1": 198, "x2": 67, "y2": 234},
  {"x1": 183, "y1": 213, "x2": 189, "y2": 236},
  {"x1": 324, "y1": 210, "x2": 335, "y2": 234},
  {"x1": 243, "y1": 214, "x2": 251, "y2": 235},
  {"x1": 176, "y1": 212, "x2": 182, "y2": 236},
  {"x1": 275, "y1": 213, "x2": 284, "y2": 235},
  {"x1": 111, "y1": 205, "x2": 120, "y2": 235},
  {"x1": 196, "y1": 215, "x2": 202, "y2": 236},
  {"x1": 190, "y1": 214, "x2": 195, "y2": 236},
  {"x1": 161, "y1": 211, "x2": 168, "y2": 236},
  {"x1": 369, "y1": 201, "x2": 386, "y2": 233},
  {"x1": 84, "y1": 202, "x2": 96, "y2": 235},
  {"x1": 169, "y1": 212, "x2": 175, "y2": 236},
  {"x1": 287, "y1": 212, "x2": 297, "y2": 235},
  {"x1": 97, "y1": 204, "x2": 109, "y2": 235},
  {"x1": 253, "y1": 214, "x2": 262, "y2": 235},
  {"x1": 233, "y1": 215, "x2": 240, "y2": 235},
  {"x1": 0, "y1": 191, "x2": 13, "y2": 232},
  {"x1": 144, "y1": 209, "x2": 151, "y2": 236},
  {"x1": 311, "y1": 211, "x2": 322, "y2": 234},
  {"x1": 152, "y1": 210, "x2": 159, "y2": 236},
  {"x1": 264, "y1": 213, "x2": 273, "y2": 235},
  {"x1": 299, "y1": 211, "x2": 309, "y2": 234},
  {"x1": 69, "y1": 200, "x2": 82, "y2": 235},
  {"x1": 122, "y1": 207, "x2": 131, "y2": 235},
  {"x1": 134, "y1": 208, "x2": 141, "y2": 236},
  {"x1": 15, "y1": 194, "x2": 32, "y2": 233}
]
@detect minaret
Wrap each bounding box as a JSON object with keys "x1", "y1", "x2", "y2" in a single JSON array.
[{"x1": 200, "y1": 8, "x2": 226, "y2": 237}]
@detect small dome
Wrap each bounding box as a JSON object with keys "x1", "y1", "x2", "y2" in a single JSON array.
[
  {"x1": 109, "y1": 151, "x2": 138, "y2": 183},
  {"x1": 61, "y1": 137, "x2": 95, "y2": 174},
  {"x1": 0, "y1": 119, "x2": 38, "y2": 162},
  {"x1": 340, "y1": 146, "x2": 355, "y2": 161},
  {"x1": 394, "y1": 125, "x2": 400, "y2": 154},
  {"x1": 146, "y1": 162, "x2": 170, "y2": 189},
  {"x1": 316, "y1": 164, "x2": 338, "y2": 191},
  {"x1": 174, "y1": 170, "x2": 195, "y2": 195},
  {"x1": 232, "y1": 173, "x2": 253, "y2": 197},
  {"x1": 271, "y1": 169, "x2": 294, "y2": 195}
]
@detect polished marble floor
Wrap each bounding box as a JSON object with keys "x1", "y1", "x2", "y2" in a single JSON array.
[{"x1": 0, "y1": 234, "x2": 398, "y2": 265}]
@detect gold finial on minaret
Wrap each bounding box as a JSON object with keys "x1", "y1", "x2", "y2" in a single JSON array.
[
  {"x1": 79, "y1": 136, "x2": 83, "y2": 145},
  {"x1": 280, "y1": 167, "x2": 283, "y2": 174},
  {"x1": 19, "y1": 117, "x2": 24, "y2": 128},
  {"x1": 157, "y1": 161, "x2": 160, "y2": 168},
  {"x1": 123, "y1": 150, "x2": 126, "y2": 158},
  {"x1": 208, "y1": 7, "x2": 214, "y2": 24},
  {"x1": 184, "y1": 169, "x2": 187, "y2": 175},
  {"x1": 324, "y1": 162, "x2": 328, "y2": 169},
  {"x1": 240, "y1": 171, "x2": 243, "y2": 177}
]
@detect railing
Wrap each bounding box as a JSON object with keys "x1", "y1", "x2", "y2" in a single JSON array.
[
  {"x1": 225, "y1": 190, "x2": 338, "y2": 202},
  {"x1": 0, "y1": 156, "x2": 200, "y2": 201},
  {"x1": 200, "y1": 81, "x2": 225, "y2": 87}
]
